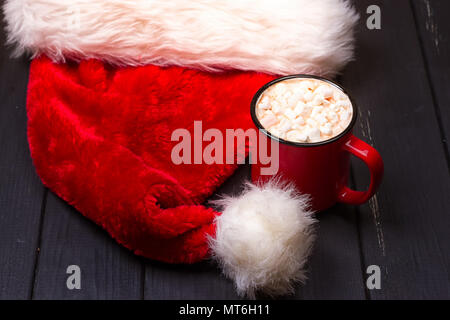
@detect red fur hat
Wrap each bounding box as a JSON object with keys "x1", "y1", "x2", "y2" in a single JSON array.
[{"x1": 4, "y1": 0, "x2": 358, "y2": 297}]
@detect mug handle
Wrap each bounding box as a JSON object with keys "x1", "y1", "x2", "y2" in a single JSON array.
[{"x1": 337, "y1": 134, "x2": 384, "y2": 205}]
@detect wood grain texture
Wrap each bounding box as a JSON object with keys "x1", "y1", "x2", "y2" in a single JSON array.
[
  {"x1": 342, "y1": 0, "x2": 450, "y2": 299},
  {"x1": 293, "y1": 204, "x2": 366, "y2": 300},
  {"x1": 1, "y1": 0, "x2": 450, "y2": 300},
  {"x1": 32, "y1": 192, "x2": 144, "y2": 299},
  {"x1": 0, "y1": 17, "x2": 45, "y2": 299},
  {"x1": 411, "y1": 0, "x2": 450, "y2": 163}
]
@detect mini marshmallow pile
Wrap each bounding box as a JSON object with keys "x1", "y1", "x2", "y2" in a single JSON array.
[{"x1": 256, "y1": 78, "x2": 353, "y2": 143}]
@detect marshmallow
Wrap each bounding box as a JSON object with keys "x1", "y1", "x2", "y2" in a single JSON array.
[
  {"x1": 294, "y1": 101, "x2": 306, "y2": 116},
  {"x1": 306, "y1": 118, "x2": 317, "y2": 127},
  {"x1": 287, "y1": 91, "x2": 302, "y2": 107},
  {"x1": 320, "y1": 123, "x2": 332, "y2": 135},
  {"x1": 284, "y1": 108, "x2": 296, "y2": 120},
  {"x1": 304, "y1": 91, "x2": 314, "y2": 102},
  {"x1": 273, "y1": 83, "x2": 287, "y2": 97},
  {"x1": 333, "y1": 91, "x2": 347, "y2": 101},
  {"x1": 340, "y1": 110, "x2": 351, "y2": 121},
  {"x1": 287, "y1": 130, "x2": 308, "y2": 143},
  {"x1": 307, "y1": 127, "x2": 321, "y2": 142},
  {"x1": 322, "y1": 99, "x2": 331, "y2": 107},
  {"x1": 316, "y1": 114, "x2": 328, "y2": 125},
  {"x1": 260, "y1": 113, "x2": 278, "y2": 128},
  {"x1": 269, "y1": 128, "x2": 283, "y2": 139},
  {"x1": 271, "y1": 101, "x2": 282, "y2": 115},
  {"x1": 277, "y1": 119, "x2": 292, "y2": 133},
  {"x1": 299, "y1": 80, "x2": 314, "y2": 91},
  {"x1": 259, "y1": 96, "x2": 270, "y2": 109},
  {"x1": 336, "y1": 100, "x2": 351, "y2": 109},
  {"x1": 315, "y1": 84, "x2": 334, "y2": 98},
  {"x1": 294, "y1": 116, "x2": 305, "y2": 126},
  {"x1": 283, "y1": 90, "x2": 293, "y2": 100},
  {"x1": 312, "y1": 94, "x2": 326, "y2": 106},
  {"x1": 327, "y1": 111, "x2": 339, "y2": 124},
  {"x1": 311, "y1": 106, "x2": 324, "y2": 118}
]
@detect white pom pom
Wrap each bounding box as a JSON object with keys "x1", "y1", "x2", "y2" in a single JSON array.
[{"x1": 209, "y1": 180, "x2": 317, "y2": 298}]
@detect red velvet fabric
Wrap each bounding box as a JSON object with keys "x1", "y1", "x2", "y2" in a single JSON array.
[{"x1": 27, "y1": 56, "x2": 275, "y2": 263}]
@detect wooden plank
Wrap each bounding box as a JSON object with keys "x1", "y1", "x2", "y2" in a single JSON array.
[
  {"x1": 32, "y1": 192, "x2": 144, "y2": 299},
  {"x1": 411, "y1": 0, "x2": 450, "y2": 160},
  {"x1": 294, "y1": 204, "x2": 367, "y2": 299},
  {"x1": 0, "y1": 24, "x2": 45, "y2": 299},
  {"x1": 342, "y1": 0, "x2": 450, "y2": 299}
]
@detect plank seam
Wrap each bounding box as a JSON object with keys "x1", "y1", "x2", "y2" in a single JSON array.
[
  {"x1": 350, "y1": 168, "x2": 371, "y2": 300},
  {"x1": 409, "y1": 0, "x2": 450, "y2": 175},
  {"x1": 29, "y1": 187, "x2": 48, "y2": 300}
]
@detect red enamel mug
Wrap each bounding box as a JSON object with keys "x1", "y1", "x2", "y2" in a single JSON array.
[{"x1": 250, "y1": 75, "x2": 384, "y2": 211}]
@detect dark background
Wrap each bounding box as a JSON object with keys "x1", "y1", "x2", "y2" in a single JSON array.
[{"x1": 0, "y1": 0, "x2": 449, "y2": 299}]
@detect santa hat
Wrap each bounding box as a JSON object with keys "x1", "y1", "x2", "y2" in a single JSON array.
[{"x1": 3, "y1": 0, "x2": 358, "y2": 298}]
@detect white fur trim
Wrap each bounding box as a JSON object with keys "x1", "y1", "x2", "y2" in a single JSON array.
[
  {"x1": 3, "y1": 0, "x2": 359, "y2": 76},
  {"x1": 209, "y1": 181, "x2": 317, "y2": 298}
]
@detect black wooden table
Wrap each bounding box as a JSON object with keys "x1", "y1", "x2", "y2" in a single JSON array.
[{"x1": 1, "y1": 0, "x2": 449, "y2": 300}]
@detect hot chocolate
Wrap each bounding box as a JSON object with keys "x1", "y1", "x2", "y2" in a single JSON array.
[{"x1": 255, "y1": 78, "x2": 353, "y2": 143}]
